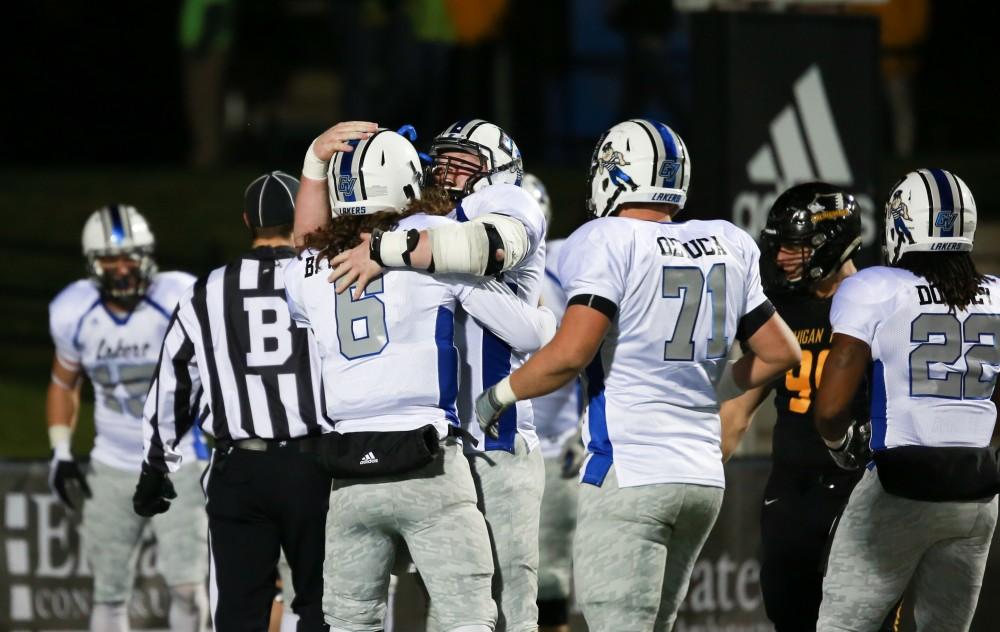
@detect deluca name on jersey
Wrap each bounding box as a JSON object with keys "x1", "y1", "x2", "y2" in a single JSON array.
[{"x1": 657, "y1": 235, "x2": 729, "y2": 259}]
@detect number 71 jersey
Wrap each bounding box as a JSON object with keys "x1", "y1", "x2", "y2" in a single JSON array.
[
  {"x1": 559, "y1": 217, "x2": 770, "y2": 489},
  {"x1": 831, "y1": 266, "x2": 1000, "y2": 451}
]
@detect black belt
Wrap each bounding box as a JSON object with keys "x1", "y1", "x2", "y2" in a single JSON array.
[{"x1": 215, "y1": 435, "x2": 327, "y2": 454}]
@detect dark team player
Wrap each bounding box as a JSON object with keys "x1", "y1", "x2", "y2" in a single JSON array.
[{"x1": 720, "y1": 183, "x2": 892, "y2": 632}]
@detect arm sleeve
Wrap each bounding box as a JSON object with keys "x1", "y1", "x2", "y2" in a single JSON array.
[
  {"x1": 739, "y1": 230, "x2": 769, "y2": 316},
  {"x1": 830, "y1": 273, "x2": 886, "y2": 344},
  {"x1": 142, "y1": 301, "x2": 202, "y2": 474},
  {"x1": 454, "y1": 278, "x2": 557, "y2": 352},
  {"x1": 558, "y1": 221, "x2": 629, "y2": 310}
]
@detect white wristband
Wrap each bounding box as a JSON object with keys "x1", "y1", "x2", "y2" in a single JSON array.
[
  {"x1": 378, "y1": 230, "x2": 411, "y2": 268},
  {"x1": 715, "y1": 360, "x2": 747, "y2": 402},
  {"x1": 48, "y1": 425, "x2": 72, "y2": 460},
  {"x1": 302, "y1": 140, "x2": 329, "y2": 181},
  {"x1": 493, "y1": 376, "x2": 518, "y2": 408}
]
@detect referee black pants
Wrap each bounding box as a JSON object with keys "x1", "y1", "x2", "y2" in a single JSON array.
[{"x1": 205, "y1": 444, "x2": 333, "y2": 632}]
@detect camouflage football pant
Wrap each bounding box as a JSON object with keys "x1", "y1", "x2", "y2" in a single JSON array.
[
  {"x1": 82, "y1": 459, "x2": 209, "y2": 603},
  {"x1": 573, "y1": 466, "x2": 723, "y2": 632},
  {"x1": 323, "y1": 438, "x2": 497, "y2": 632},
  {"x1": 463, "y1": 434, "x2": 546, "y2": 632},
  {"x1": 537, "y1": 456, "x2": 578, "y2": 601},
  {"x1": 818, "y1": 469, "x2": 997, "y2": 631}
]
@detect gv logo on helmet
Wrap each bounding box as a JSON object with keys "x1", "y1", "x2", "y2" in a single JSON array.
[
  {"x1": 337, "y1": 176, "x2": 357, "y2": 196},
  {"x1": 659, "y1": 160, "x2": 680, "y2": 181},
  {"x1": 934, "y1": 209, "x2": 958, "y2": 230}
]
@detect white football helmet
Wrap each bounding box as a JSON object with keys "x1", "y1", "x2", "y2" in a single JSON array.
[
  {"x1": 587, "y1": 119, "x2": 691, "y2": 218},
  {"x1": 328, "y1": 129, "x2": 423, "y2": 216},
  {"x1": 81, "y1": 204, "x2": 157, "y2": 305},
  {"x1": 428, "y1": 119, "x2": 523, "y2": 201},
  {"x1": 884, "y1": 168, "x2": 976, "y2": 265},
  {"x1": 521, "y1": 173, "x2": 552, "y2": 225}
]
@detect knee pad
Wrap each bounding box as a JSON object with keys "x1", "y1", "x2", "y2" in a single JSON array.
[
  {"x1": 537, "y1": 599, "x2": 569, "y2": 627},
  {"x1": 90, "y1": 601, "x2": 129, "y2": 632}
]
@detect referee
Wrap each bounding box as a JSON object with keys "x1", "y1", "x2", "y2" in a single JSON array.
[{"x1": 134, "y1": 171, "x2": 334, "y2": 632}]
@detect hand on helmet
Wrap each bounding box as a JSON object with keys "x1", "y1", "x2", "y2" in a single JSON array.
[{"x1": 312, "y1": 121, "x2": 379, "y2": 161}]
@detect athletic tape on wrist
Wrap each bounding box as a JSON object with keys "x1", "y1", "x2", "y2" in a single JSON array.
[{"x1": 302, "y1": 139, "x2": 329, "y2": 181}]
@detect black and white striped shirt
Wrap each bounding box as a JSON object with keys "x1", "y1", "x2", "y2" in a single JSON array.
[{"x1": 142, "y1": 246, "x2": 331, "y2": 472}]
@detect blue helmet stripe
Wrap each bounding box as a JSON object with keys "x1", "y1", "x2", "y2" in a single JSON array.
[
  {"x1": 651, "y1": 120, "x2": 680, "y2": 188},
  {"x1": 108, "y1": 204, "x2": 126, "y2": 244},
  {"x1": 930, "y1": 168, "x2": 955, "y2": 237},
  {"x1": 339, "y1": 140, "x2": 359, "y2": 203}
]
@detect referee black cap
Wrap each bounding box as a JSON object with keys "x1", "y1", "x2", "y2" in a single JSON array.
[{"x1": 244, "y1": 171, "x2": 299, "y2": 227}]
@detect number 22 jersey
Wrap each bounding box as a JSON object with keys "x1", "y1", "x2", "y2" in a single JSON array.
[
  {"x1": 831, "y1": 266, "x2": 1000, "y2": 451},
  {"x1": 560, "y1": 217, "x2": 771, "y2": 490}
]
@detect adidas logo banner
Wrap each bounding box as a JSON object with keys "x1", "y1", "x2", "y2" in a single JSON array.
[
  {"x1": 359, "y1": 451, "x2": 379, "y2": 465},
  {"x1": 691, "y1": 13, "x2": 879, "y2": 265}
]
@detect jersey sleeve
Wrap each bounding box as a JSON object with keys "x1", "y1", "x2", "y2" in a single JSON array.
[
  {"x1": 151, "y1": 271, "x2": 197, "y2": 310},
  {"x1": 737, "y1": 229, "x2": 769, "y2": 316},
  {"x1": 830, "y1": 270, "x2": 891, "y2": 344},
  {"x1": 557, "y1": 220, "x2": 629, "y2": 310},
  {"x1": 452, "y1": 277, "x2": 557, "y2": 352},
  {"x1": 48, "y1": 281, "x2": 96, "y2": 368},
  {"x1": 142, "y1": 291, "x2": 202, "y2": 473}
]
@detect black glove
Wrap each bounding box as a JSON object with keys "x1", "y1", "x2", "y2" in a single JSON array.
[
  {"x1": 132, "y1": 461, "x2": 177, "y2": 517},
  {"x1": 48, "y1": 452, "x2": 92, "y2": 511},
  {"x1": 827, "y1": 421, "x2": 873, "y2": 471}
]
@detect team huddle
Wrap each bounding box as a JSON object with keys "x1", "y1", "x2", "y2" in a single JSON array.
[{"x1": 45, "y1": 116, "x2": 999, "y2": 632}]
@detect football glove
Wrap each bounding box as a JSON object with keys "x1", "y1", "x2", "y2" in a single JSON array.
[
  {"x1": 48, "y1": 451, "x2": 92, "y2": 511},
  {"x1": 475, "y1": 377, "x2": 518, "y2": 440},
  {"x1": 827, "y1": 421, "x2": 873, "y2": 471},
  {"x1": 132, "y1": 461, "x2": 177, "y2": 517},
  {"x1": 559, "y1": 426, "x2": 587, "y2": 479}
]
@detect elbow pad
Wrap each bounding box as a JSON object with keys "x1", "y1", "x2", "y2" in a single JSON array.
[{"x1": 429, "y1": 213, "x2": 530, "y2": 276}]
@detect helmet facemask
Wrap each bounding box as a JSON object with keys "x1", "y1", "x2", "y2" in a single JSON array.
[
  {"x1": 427, "y1": 122, "x2": 524, "y2": 202},
  {"x1": 87, "y1": 246, "x2": 157, "y2": 310}
]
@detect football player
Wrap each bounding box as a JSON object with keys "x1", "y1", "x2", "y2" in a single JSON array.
[
  {"x1": 47, "y1": 205, "x2": 207, "y2": 632},
  {"x1": 285, "y1": 129, "x2": 557, "y2": 632},
  {"x1": 299, "y1": 119, "x2": 550, "y2": 631},
  {"x1": 815, "y1": 170, "x2": 999, "y2": 631},
  {"x1": 474, "y1": 119, "x2": 802, "y2": 631},
  {"x1": 718, "y1": 183, "x2": 882, "y2": 631},
  {"x1": 521, "y1": 173, "x2": 582, "y2": 632}
]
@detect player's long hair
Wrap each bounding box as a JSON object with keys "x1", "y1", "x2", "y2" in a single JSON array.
[
  {"x1": 896, "y1": 251, "x2": 987, "y2": 311},
  {"x1": 303, "y1": 186, "x2": 454, "y2": 260}
]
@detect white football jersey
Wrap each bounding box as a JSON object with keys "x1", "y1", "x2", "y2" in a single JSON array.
[
  {"x1": 452, "y1": 183, "x2": 548, "y2": 452},
  {"x1": 49, "y1": 272, "x2": 201, "y2": 471},
  {"x1": 831, "y1": 266, "x2": 1000, "y2": 451},
  {"x1": 531, "y1": 239, "x2": 582, "y2": 458},
  {"x1": 560, "y1": 217, "x2": 769, "y2": 489},
  {"x1": 284, "y1": 213, "x2": 555, "y2": 439}
]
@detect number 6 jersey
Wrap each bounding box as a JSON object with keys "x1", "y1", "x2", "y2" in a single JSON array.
[
  {"x1": 560, "y1": 217, "x2": 771, "y2": 490},
  {"x1": 831, "y1": 266, "x2": 1000, "y2": 451},
  {"x1": 49, "y1": 272, "x2": 197, "y2": 471}
]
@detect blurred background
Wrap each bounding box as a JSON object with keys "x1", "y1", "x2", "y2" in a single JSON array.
[{"x1": 2, "y1": 0, "x2": 1000, "y2": 629}]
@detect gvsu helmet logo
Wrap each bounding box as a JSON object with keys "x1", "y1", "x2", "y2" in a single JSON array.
[
  {"x1": 934, "y1": 209, "x2": 958, "y2": 231},
  {"x1": 337, "y1": 176, "x2": 357, "y2": 197},
  {"x1": 659, "y1": 160, "x2": 680, "y2": 182}
]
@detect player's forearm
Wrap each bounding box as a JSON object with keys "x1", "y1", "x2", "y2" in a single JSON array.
[
  {"x1": 719, "y1": 387, "x2": 765, "y2": 462},
  {"x1": 509, "y1": 347, "x2": 583, "y2": 402},
  {"x1": 45, "y1": 382, "x2": 80, "y2": 430},
  {"x1": 293, "y1": 177, "x2": 332, "y2": 247}
]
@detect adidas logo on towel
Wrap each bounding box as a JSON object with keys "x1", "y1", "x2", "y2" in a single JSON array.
[{"x1": 359, "y1": 451, "x2": 379, "y2": 465}]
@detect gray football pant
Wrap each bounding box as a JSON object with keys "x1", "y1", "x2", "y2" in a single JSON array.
[
  {"x1": 818, "y1": 469, "x2": 997, "y2": 632},
  {"x1": 573, "y1": 466, "x2": 723, "y2": 632},
  {"x1": 537, "y1": 455, "x2": 578, "y2": 602},
  {"x1": 459, "y1": 434, "x2": 545, "y2": 632},
  {"x1": 323, "y1": 439, "x2": 497, "y2": 632},
  {"x1": 82, "y1": 459, "x2": 208, "y2": 603}
]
